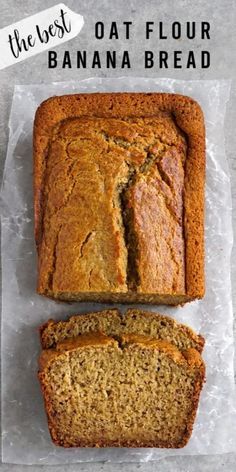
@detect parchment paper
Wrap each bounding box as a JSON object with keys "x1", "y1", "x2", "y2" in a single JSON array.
[{"x1": 1, "y1": 78, "x2": 235, "y2": 464}]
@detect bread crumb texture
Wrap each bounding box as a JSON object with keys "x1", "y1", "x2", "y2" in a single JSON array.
[
  {"x1": 39, "y1": 331, "x2": 205, "y2": 448},
  {"x1": 40, "y1": 307, "x2": 205, "y2": 353},
  {"x1": 34, "y1": 93, "x2": 205, "y2": 304}
]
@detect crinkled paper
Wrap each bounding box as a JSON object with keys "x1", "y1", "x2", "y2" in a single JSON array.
[{"x1": 1, "y1": 78, "x2": 235, "y2": 464}]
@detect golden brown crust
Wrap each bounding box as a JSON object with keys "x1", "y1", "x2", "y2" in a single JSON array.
[
  {"x1": 126, "y1": 309, "x2": 205, "y2": 352},
  {"x1": 39, "y1": 308, "x2": 121, "y2": 349},
  {"x1": 38, "y1": 332, "x2": 116, "y2": 370},
  {"x1": 120, "y1": 333, "x2": 186, "y2": 364},
  {"x1": 40, "y1": 331, "x2": 189, "y2": 367},
  {"x1": 55, "y1": 331, "x2": 115, "y2": 351},
  {"x1": 38, "y1": 331, "x2": 205, "y2": 448},
  {"x1": 38, "y1": 349, "x2": 60, "y2": 372},
  {"x1": 39, "y1": 308, "x2": 205, "y2": 353},
  {"x1": 34, "y1": 93, "x2": 205, "y2": 303},
  {"x1": 182, "y1": 347, "x2": 204, "y2": 368}
]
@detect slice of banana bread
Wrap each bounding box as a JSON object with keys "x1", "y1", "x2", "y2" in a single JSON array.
[
  {"x1": 38, "y1": 332, "x2": 205, "y2": 448},
  {"x1": 40, "y1": 308, "x2": 204, "y2": 353}
]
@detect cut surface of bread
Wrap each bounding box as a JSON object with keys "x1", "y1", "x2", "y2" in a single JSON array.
[
  {"x1": 39, "y1": 332, "x2": 205, "y2": 448},
  {"x1": 40, "y1": 308, "x2": 205, "y2": 353},
  {"x1": 34, "y1": 92, "x2": 205, "y2": 304}
]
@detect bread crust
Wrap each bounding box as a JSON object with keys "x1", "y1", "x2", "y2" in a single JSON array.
[
  {"x1": 34, "y1": 92, "x2": 205, "y2": 303},
  {"x1": 39, "y1": 308, "x2": 205, "y2": 353},
  {"x1": 38, "y1": 332, "x2": 205, "y2": 449}
]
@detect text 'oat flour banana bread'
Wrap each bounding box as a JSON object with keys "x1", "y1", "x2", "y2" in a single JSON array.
[
  {"x1": 34, "y1": 92, "x2": 205, "y2": 304},
  {"x1": 39, "y1": 333, "x2": 205, "y2": 448},
  {"x1": 38, "y1": 309, "x2": 205, "y2": 448}
]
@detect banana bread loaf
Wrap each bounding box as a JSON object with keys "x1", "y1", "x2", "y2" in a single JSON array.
[
  {"x1": 40, "y1": 308, "x2": 205, "y2": 353},
  {"x1": 34, "y1": 92, "x2": 205, "y2": 304},
  {"x1": 38, "y1": 332, "x2": 205, "y2": 448}
]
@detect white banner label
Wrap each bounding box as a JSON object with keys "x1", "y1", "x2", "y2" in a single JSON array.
[{"x1": 0, "y1": 3, "x2": 84, "y2": 70}]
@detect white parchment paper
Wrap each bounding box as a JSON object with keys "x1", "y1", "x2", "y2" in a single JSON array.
[{"x1": 1, "y1": 78, "x2": 235, "y2": 464}]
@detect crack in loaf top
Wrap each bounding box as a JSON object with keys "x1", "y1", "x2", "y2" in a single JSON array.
[
  {"x1": 34, "y1": 92, "x2": 205, "y2": 303},
  {"x1": 37, "y1": 113, "x2": 187, "y2": 297}
]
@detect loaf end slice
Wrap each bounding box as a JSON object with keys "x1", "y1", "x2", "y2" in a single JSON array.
[
  {"x1": 39, "y1": 309, "x2": 121, "y2": 349},
  {"x1": 40, "y1": 308, "x2": 204, "y2": 353}
]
